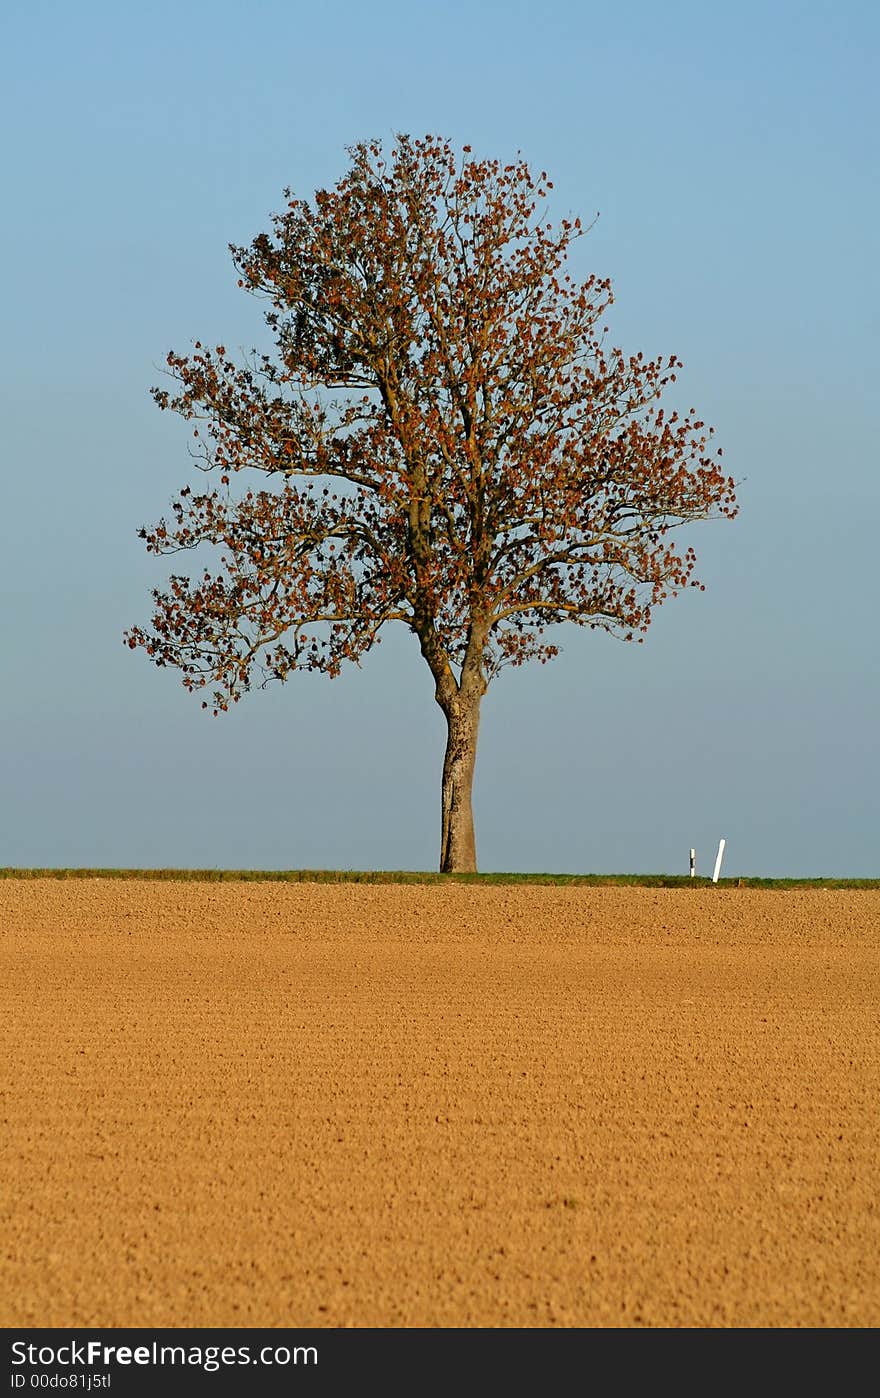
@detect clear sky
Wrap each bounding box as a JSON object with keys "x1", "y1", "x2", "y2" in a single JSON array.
[{"x1": 2, "y1": 0, "x2": 877, "y2": 875}]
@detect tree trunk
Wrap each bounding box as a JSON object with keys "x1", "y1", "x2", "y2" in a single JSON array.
[{"x1": 439, "y1": 698, "x2": 481, "y2": 873}]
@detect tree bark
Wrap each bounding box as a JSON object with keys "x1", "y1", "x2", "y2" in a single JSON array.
[{"x1": 439, "y1": 697, "x2": 481, "y2": 873}]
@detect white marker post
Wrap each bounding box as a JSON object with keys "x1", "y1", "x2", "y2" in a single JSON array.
[
  {"x1": 712, "y1": 838, "x2": 726, "y2": 884},
  {"x1": 689, "y1": 848, "x2": 696, "y2": 878}
]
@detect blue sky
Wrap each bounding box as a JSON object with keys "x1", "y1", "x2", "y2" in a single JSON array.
[{"x1": 2, "y1": 0, "x2": 877, "y2": 874}]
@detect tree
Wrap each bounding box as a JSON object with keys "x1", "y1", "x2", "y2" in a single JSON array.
[{"x1": 126, "y1": 134, "x2": 736, "y2": 873}]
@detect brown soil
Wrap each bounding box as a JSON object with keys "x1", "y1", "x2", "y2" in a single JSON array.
[{"x1": 2, "y1": 880, "x2": 878, "y2": 1328}]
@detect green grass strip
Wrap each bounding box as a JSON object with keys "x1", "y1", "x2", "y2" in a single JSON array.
[{"x1": 0, "y1": 869, "x2": 878, "y2": 888}]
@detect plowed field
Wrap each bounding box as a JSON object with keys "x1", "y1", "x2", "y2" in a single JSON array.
[{"x1": 2, "y1": 880, "x2": 878, "y2": 1328}]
